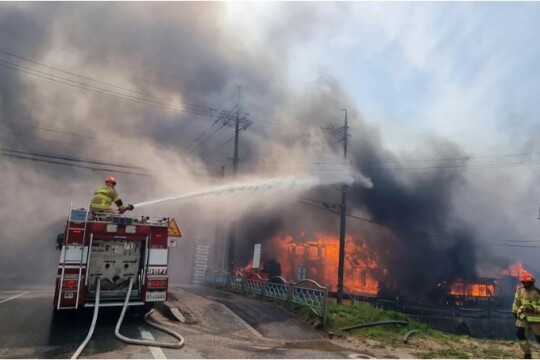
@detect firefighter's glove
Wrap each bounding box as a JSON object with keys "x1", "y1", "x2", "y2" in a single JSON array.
[
  {"x1": 517, "y1": 307, "x2": 528, "y2": 320},
  {"x1": 118, "y1": 205, "x2": 127, "y2": 214},
  {"x1": 127, "y1": 204, "x2": 134, "y2": 211},
  {"x1": 523, "y1": 305, "x2": 535, "y2": 315}
]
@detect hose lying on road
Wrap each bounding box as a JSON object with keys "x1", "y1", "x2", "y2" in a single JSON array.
[
  {"x1": 340, "y1": 320, "x2": 408, "y2": 332},
  {"x1": 403, "y1": 329, "x2": 420, "y2": 343},
  {"x1": 115, "y1": 277, "x2": 185, "y2": 349},
  {"x1": 71, "y1": 278, "x2": 101, "y2": 359}
]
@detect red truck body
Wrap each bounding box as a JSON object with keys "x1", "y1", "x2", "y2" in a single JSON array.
[{"x1": 54, "y1": 208, "x2": 176, "y2": 310}]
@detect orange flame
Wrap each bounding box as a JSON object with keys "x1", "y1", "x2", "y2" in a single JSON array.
[
  {"x1": 446, "y1": 280, "x2": 496, "y2": 297},
  {"x1": 500, "y1": 261, "x2": 525, "y2": 277},
  {"x1": 268, "y1": 232, "x2": 381, "y2": 295}
]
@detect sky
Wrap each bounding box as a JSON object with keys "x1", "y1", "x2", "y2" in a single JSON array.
[
  {"x1": 1, "y1": 2, "x2": 540, "y2": 288},
  {"x1": 225, "y1": 2, "x2": 540, "y2": 153}
]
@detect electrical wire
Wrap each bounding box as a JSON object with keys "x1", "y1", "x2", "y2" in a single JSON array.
[
  {"x1": 1, "y1": 148, "x2": 146, "y2": 170},
  {"x1": 201, "y1": 128, "x2": 247, "y2": 158},
  {"x1": 186, "y1": 106, "x2": 239, "y2": 155},
  {"x1": 0, "y1": 49, "x2": 219, "y2": 116},
  {"x1": 183, "y1": 106, "x2": 238, "y2": 152},
  {"x1": 1, "y1": 151, "x2": 150, "y2": 176},
  {"x1": 0, "y1": 58, "x2": 212, "y2": 116}
]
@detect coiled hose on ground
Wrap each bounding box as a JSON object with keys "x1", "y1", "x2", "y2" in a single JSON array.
[{"x1": 114, "y1": 277, "x2": 185, "y2": 349}]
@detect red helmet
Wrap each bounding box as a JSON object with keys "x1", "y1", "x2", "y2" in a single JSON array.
[
  {"x1": 105, "y1": 176, "x2": 117, "y2": 185},
  {"x1": 521, "y1": 271, "x2": 535, "y2": 283}
]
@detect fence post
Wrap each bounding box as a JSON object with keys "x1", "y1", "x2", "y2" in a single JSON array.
[
  {"x1": 287, "y1": 281, "x2": 293, "y2": 308},
  {"x1": 323, "y1": 287, "x2": 328, "y2": 326},
  {"x1": 226, "y1": 273, "x2": 231, "y2": 290}
]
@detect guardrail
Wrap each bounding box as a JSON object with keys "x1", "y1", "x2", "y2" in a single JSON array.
[{"x1": 204, "y1": 271, "x2": 328, "y2": 325}]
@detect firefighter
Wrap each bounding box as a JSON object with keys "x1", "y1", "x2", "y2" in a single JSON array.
[
  {"x1": 89, "y1": 176, "x2": 134, "y2": 214},
  {"x1": 512, "y1": 271, "x2": 540, "y2": 359}
]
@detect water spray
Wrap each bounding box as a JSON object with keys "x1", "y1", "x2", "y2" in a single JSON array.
[{"x1": 133, "y1": 172, "x2": 369, "y2": 208}]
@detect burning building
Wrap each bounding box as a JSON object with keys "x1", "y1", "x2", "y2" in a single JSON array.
[
  {"x1": 234, "y1": 211, "x2": 527, "y2": 309},
  {"x1": 267, "y1": 232, "x2": 381, "y2": 295}
]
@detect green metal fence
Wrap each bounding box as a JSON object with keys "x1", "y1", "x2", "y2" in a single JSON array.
[{"x1": 205, "y1": 271, "x2": 328, "y2": 325}]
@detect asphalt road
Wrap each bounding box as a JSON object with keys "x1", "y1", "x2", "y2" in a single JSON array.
[
  {"x1": 0, "y1": 286, "x2": 367, "y2": 359},
  {"x1": 0, "y1": 288, "x2": 165, "y2": 359}
]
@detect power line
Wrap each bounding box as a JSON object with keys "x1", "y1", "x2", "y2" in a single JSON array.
[
  {"x1": 12, "y1": 124, "x2": 145, "y2": 147},
  {"x1": 298, "y1": 199, "x2": 444, "y2": 238},
  {"x1": 1, "y1": 148, "x2": 146, "y2": 171},
  {"x1": 201, "y1": 128, "x2": 247, "y2": 158},
  {"x1": 186, "y1": 105, "x2": 240, "y2": 155},
  {"x1": 364, "y1": 151, "x2": 540, "y2": 164},
  {"x1": 0, "y1": 58, "x2": 213, "y2": 116},
  {"x1": 307, "y1": 159, "x2": 540, "y2": 175},
  {"x1": 0, "y1": 48, "x2": 164, "y2": 101},
  {"x1": 0, "y1": 48, "x2": 229, "y2": 116},
  {"x1": 2, "y1": 151, "x2": 149, "y2": 176},
  {"x1": 495, "y1": 244, "x2": 540, "y2": 248},
  {"x1": 460, "y1": 183, "x2": 536, "y2": 215},
  {"x1": 0, "y1": 25, "x2": 212, "y2": 98},
  {"x1": 0, "y1": 130, "x2": 82, "y2": 147}
]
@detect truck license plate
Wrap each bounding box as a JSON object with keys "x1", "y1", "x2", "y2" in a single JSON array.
[{"x1": 146, "y1": 291, "x2": 166, "y2": 302}]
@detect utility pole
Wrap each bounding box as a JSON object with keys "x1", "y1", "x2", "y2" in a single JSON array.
[
  {"x1": 227, "y1": 87, "x2": 241, "y2": 272},
  {"x1": 337, "y1": 108, "x2": 349, "y2": 304},
  {"x1": 219, "y1": 165, "x2": 228, "y2": 271}
]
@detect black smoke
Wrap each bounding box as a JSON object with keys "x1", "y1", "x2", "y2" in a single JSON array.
[{"x1": 0, "y1": 2, "x2": 509, "y2": 297}]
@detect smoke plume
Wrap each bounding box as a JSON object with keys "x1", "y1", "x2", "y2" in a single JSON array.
[{"x1": 0, "y1": 3, "x2": 531, "y2": 300}]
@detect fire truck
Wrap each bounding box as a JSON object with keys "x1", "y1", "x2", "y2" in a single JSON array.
[{"x1": 53, "y1": 207, "x2": 179, "y2": 312}]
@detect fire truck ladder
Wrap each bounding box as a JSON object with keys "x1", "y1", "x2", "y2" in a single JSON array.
[
  {"x1": 57, "y1": 206, "x2": 91, "y2": 310},
  {"x1": 72, "y1": 277, "x2": 185, "y2": 359}
]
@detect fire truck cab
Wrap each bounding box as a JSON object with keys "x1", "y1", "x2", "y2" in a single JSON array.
[{"x1": 54, "y1": 207, "x2": 177, "y2": 311}]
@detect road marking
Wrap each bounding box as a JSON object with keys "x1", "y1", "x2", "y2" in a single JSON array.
[
  {"x1": 0, "y1": 291, "x2": 29, "y2": 304},
  {"x1": 219, "y1": 303, "x2": 264, "y2": 338},
  {"x1": 347, "y1": 353, "x2": 376, "y2": 359},
  {"x1": 138, "y1": 327, "x2": 167, "y2": 359}
]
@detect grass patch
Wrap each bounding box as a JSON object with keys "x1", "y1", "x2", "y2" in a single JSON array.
[
  {"x1": 294, "y1": 301, "x2": 522, "y2": 359},
  {"x1": 480, "y1": 347, "x2": 519, "y2": 359}
]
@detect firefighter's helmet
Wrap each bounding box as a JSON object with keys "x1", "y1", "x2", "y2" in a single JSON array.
[
  {"x1": 521, "y1": 271, "x2": 535, "y2": 283},
  {"x1": 105, "y1": 176, "x2": 117, "y2": 185}
]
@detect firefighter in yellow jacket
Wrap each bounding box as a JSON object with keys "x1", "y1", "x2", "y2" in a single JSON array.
[
  {"x1": 512, "y1": 271, "x2": 540, "y2": 359},
  {"x1": 89, "y1": 176, "x2": 134, "y2": 214}
]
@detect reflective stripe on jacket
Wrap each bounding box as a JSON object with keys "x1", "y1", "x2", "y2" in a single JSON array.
[
  {"x1": 90, "y1": 185, "x2": 121, "y2": 210},
  {"x1": 512, "y1": 287, "x2": 540, "y2": 323}
]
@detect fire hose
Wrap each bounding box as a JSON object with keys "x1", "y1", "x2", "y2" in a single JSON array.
[
  {"x1": 114, "y1": 277, "x2": 185, "y2": 349},
  {"x1": 72, "y1": 277, "x2": 184, "y2": 359},
  {"x1": 403, "y1": 329, "x2": 420, "y2": 343},
  {"x1": 71, "y1": 278, "x2": 101, "y2": 359},
  {"x1": 340, "y1": 320, "x2": 409, "y2": 332}
]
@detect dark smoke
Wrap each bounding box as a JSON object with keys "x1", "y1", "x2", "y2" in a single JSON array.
[{"x1": 0, "y1": 2, "x2": 525, "y2": 298}]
